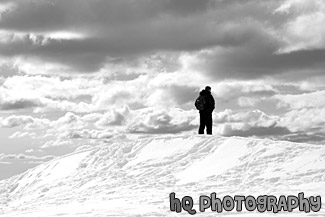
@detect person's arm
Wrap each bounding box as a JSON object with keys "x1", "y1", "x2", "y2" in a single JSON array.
[{"x1": 211, "y1": 96, "x2": 215, "y2": 112}]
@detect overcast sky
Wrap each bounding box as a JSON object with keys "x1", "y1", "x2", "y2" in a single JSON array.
[{"x1": 1, "y1": 0, "x2": 325, "y2": 179}]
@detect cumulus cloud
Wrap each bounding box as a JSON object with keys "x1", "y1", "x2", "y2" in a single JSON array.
[
  {"x1": 213, "y1": 109, "x2": 292, "y2": 137},
  {"x1": 214, "y1": 109, "x2": 279, "y2": 125},
  {"x1": 50, "y1": 112, "x2": 87, "y2": 130},
  {"x1": 1, "y1": 112, "x2": 94, "y2": 141},
  {"x1": 272, "y1": 106, "x2": 325, "y2": 143},
  {"x1": 274, "y1": 90, "x2": 325, "y2": 109},
  {"x1": 0, "y1": 0, "x2": 227, "y2": 73},
  {"x1": 41, "y1": 139, "x2": 75, "y2": 149},
  {"x1": 1, "y1": 0, "x2": 325, "y2": 146},
  {"x1": 237, "y1": 97, "x2": 260, "y2": 107},
  {"x1": 212, "y1": 81, "x2": 278, "y2": 99},
  {"x1": 0, "y1": 153, "x2": 54, "y2": 163},
  {"x1": 279, "y1": 108, "x2": 325, "y2": 133},
  {"x1": 127, "y1": 108, "x2": 197, "y2": 134},
  {"x1": 0, "y1": 61, "x2": 19, "y2": 78},
  {"x1": 210, "y1": 101, "x2": 325, "y2": 143},
  {"x1": 2, "y1": 75, "x2": 99, "y2": 101},
  {"x1": 0, "y1": 0, "x2": 322, "y2": 79},
  {"x1": 9, "y1": 131, "x2": 36, "y2": 138},
  {"x1": 0, "y1": 72, "x2": 201, "y2": 113},
  {"x1": 40, "y1": 132, "x2": 126, "y2": 148},
  {"x1": 220, "y1": 123, "x2": 291, "y2": 137},
  {"x1": 192, "y1": 33, "x2": 325, "y2": 80},
  {"x1": 56, "y1": 128, "x2": 127, "y2": 140},
  {"x1": 95, "y1": 107, "x2": 129, "y2": 128},
  {"x1": 0, "y1": 75, "x2": 101, "y2": 112},
  {"x1": 146, "y1": 84, "x2": 198, "y2": 108},
  {"x1": 0, "y1": 98, "x2": 42, "y2": 110},
  {"x1": 275, "y1": 0, "x2": 325, "y2": 53},
  {"x1": 0, "y1": 85, "x2": 43, "y2": 110},
  {"x1": 1, "y1": 115, "x2": 49, "y2": 128}
]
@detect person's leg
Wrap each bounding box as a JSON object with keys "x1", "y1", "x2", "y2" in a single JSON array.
[
  {"x1": 198, "y1": 112, "x2": 206, "y2": 134},
  {"x1": 206, "y1": 113, "x2": 213, "y2": 135}
]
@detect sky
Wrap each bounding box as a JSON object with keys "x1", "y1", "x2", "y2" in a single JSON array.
[{"x1": 0, "y1": 0, "x2": 325, "y2": 180}]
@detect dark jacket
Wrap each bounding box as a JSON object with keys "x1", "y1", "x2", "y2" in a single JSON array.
[{"x1": 199, "y1": 89, "x2": 215, "y2": 113}]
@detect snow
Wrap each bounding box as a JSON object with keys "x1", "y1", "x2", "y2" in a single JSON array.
[
  {"x1": 0, "y1": 135, "x2": 324, "y2": 216},
  {"x1": 175, "y1": 137, "x2": 248, "y2": 185}
]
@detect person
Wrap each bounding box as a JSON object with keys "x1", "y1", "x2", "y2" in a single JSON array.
[{"x1": 195, "y1": 86, "x2": 215, "y2": 135}]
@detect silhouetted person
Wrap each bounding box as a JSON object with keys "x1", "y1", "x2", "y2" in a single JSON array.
[{"x1": 195, "y1": 86, "x2": 215, "y2": 134}]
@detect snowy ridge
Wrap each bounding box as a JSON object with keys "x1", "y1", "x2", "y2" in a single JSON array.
[{"x1": 0, "y1": 135, "x2": 325, "y2": 216}]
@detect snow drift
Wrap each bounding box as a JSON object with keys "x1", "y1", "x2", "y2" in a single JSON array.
[{"x1": 0, "y1": 135, "x2": 324, "y2": 216}]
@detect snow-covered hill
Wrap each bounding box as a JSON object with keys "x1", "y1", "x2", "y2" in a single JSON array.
[{"x1": 0, "y1": 135, "x2": 324, "y2": 216}]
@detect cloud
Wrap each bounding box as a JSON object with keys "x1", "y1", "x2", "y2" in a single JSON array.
[
  {"x1": 0, "y1": 73, "x2": 201, "y2": 113},
  {"x1": 237, "y1": 97, "x2": 260, "y2": 107},
  {"x1": 0, "y1": 153, "x2": 54, "y2": 163},
  {"x1": 220, "y1": 123, "x2": 291, "y2": 137},
  {"x1": 275, "y1": 0, "x2": 325, "y2": 53},
  {"x1": 279, "y1": 108, "x2": 325, "y2": 133},
  {"x1": 41, "y1": 139, "x2": 75, "y2": 149},
  {"x1": 162, "y1": 0, "x2": 212, "y2": 16},
  {"x1": 50, "y1": 112, "x2": 87, "y2": 129},
  {"x1": 55, "y1": 128, "x2": 126, "y2": 140},
  {"x1": 0, "y1": 0, "x2": 323, "y2": 80},
  {"x1": 214, "y1": 109, "x2": 279, "y2": 124},
  {"x1": 0, "y1": 61, "x2": 20, "y2": 78},
  {"x1": 81, "y1": 113, "x2": 103, "y2": 122},
  {"x1": 280, "y1": 132, "x2": 325, "y2": 144},
  {"x1": 192, "y1": 31, "x2": 325, "y2": 80},
  {"x1": 213, "y1": 81, "x2": 278, "y2": 99},
  {"x1": 1, "y1": 112, "x2": 91, "y2": 133},
  {"x1": 1, "y1": 115, "x2": 49, "y2": 128},
  {"x1": 1, "y1": 0, "x2": 325, "y2": 146},
  {"x1": 2, "y1": 75, "x2": 98, "y2": 100},
  {"x1": 146, "y1": 84, "x2": 198, "y2": 108},
  {"x1": 9, "y1": 131, "x2": 36, "y2": 138},
  {"x1": 0, "y1": 0, "x2": 224, "y2": 73},
  {"x1": 127, "y1": 108, "x2": 197, "y2": 134},
  {"x1": 212, "y1": 109, "x2": 292, "y2": 137},
  {"x1": 95, "y1": 107, "x2": 129, "y2": 128},
  {"x1": 0, "y1": 75, "x2": 103, "y2": 112},
  {"x1": 274, "y1": 90, "x2": 325, "y2": 109},
  {"x1": 0, "y1": 98, "x2": 42, "y2": 110},
  {"x1": 0, "y1": 84, "x2": 44, "y2": 110},
  {"x1": 40, "y1": 132, "x2": 126, "y2": 148},
  {"x1": 209, "y1": 96, "x2": 325, "y2": 143},
  {"x1": 272, "y1": 107, "x2": 325, "y2": 143}
]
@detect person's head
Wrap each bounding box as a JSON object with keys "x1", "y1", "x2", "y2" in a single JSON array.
[{"x1": 205, "y1": 86, "x2": 211, "y2": 92}]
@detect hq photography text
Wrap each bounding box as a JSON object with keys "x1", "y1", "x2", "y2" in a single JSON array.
[{"x1": 169, "y1": 192, "x2": 321, "y2": 215}]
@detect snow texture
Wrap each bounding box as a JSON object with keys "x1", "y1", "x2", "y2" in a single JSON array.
[{"x1": 0, "y1": 135, "x2": 324, "y2": 216}]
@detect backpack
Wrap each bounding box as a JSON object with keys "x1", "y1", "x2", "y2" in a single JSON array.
[{"x1": 195, "y1": 95, "x2": 206, "y2": 110}]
